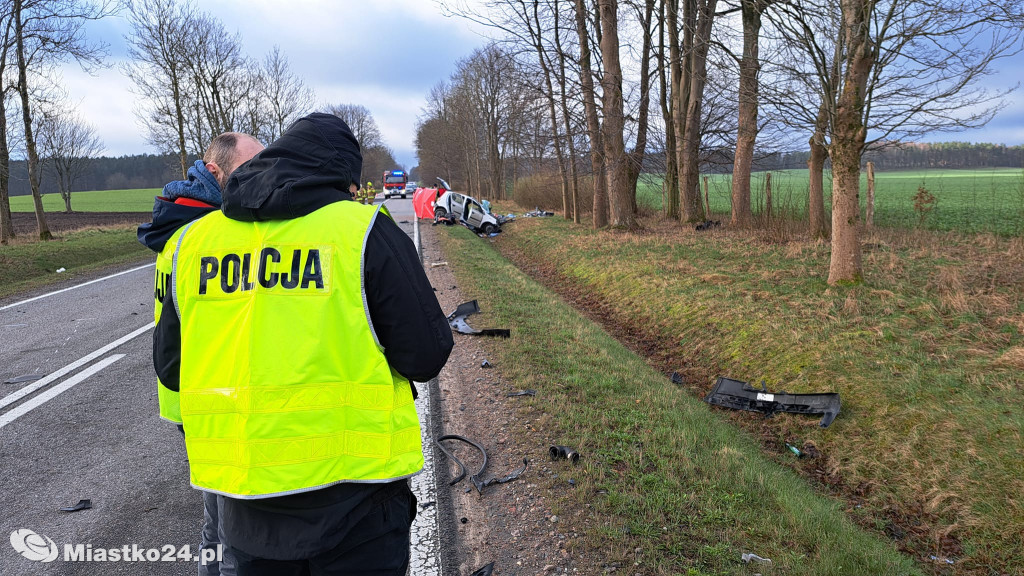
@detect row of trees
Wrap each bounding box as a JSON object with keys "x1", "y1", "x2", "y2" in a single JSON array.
[
  {"x1": 425, "y1": 0, "x2": 1024, "y2": 284},
  {"x1": 1, "y1": 0, "x2": 402, "y2": 245}
]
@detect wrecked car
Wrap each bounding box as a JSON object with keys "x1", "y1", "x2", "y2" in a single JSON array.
[{"x1": 433, "y1": 189, "x2": 502, "y2": 235}]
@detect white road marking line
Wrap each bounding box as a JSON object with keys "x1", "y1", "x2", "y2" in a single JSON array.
[
  {"x1": 410, "y1": 382, "x2": 443, "y2": 576},
  {"x1": 0, "y1": 354, "x2": 125, "y2": 429},
  {"x1": 414, "y1": 210, "x2": 422, "y2": 257},
  {"x1": 0, "y1": 263, "x2": 155, "y2": 312},
  {"x1": 0, "y1": 323, "x2": 154, "y2": 411}
]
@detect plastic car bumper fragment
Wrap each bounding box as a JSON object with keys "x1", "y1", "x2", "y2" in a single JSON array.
[
  {"x1": 703, "y1": 376, "x2": 841, "y2": 428},
  {"x1": 446, "y1": 300, "x2": 511, "y2": 338}
]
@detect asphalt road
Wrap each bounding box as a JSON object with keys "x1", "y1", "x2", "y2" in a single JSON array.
[{"x1": 0, "y1": 197, "x2": 444, "y2": 576}]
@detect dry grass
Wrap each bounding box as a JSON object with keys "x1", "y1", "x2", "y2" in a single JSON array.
[{"x1": 493, "y1": 211, "x2": 1024, "y2": 574}]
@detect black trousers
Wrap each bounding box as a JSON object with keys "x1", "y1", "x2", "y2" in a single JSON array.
[{"x1": 225, "y1": 484, "x2": 417, "y2": 576}]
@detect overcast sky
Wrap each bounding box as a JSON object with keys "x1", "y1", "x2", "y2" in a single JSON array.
[{"x1": 62, "y1": 0, "x2": 1024, "y2": 169}]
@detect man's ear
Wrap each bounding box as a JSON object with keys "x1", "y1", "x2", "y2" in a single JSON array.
[{"x1": 206, "y1": 162, "x2": 222, "y2": 182}]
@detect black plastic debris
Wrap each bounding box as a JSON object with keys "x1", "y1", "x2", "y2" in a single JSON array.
[
  {"x1": 670, "y1": 372, "x2": 684, "y2": 385},
  {"x1": 481, "y1": 360, "x2": 492, "y2": 369},
  {"x1": 506, "y1": 390, "x2": 537, "y2": 397},
  {"x1": 695, "y1": 220, "x2": 722, "y2": 231},
  {"x1": 461, "y1": 517, "x2": 468, "y2": 524},
  {"x1": 60, "y1": 499, "x2": 92, "y2": 512},
  {"x1": 3, "y1": 374, "x2": 43, "y2": 384},
  {"x1": 435, "y1": 434, "x2": 527, "y2": 494},
  {"x1": 420, "y1": 501, "x2": 436, "y2": 510},
  {"x1": 549, "y1": 445, "x2": 580, "y2": 465},
  {"x1": 447, "y1": 301, "x2": 511, "y2": 338},
  {"x1": 470, "y1": 562, "x2": 495, "y2": 576},
  {"x1": 703, "y1": 377, "x2": 841, "y2": 428}
]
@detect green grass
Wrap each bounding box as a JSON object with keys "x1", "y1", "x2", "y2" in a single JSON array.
[
  {"x1": 9, "y1": 188, "x2": 160, "y2": 212},
  {"x1": 440, "y1": 224, "x2": 921, "y2": 575},
  {"x1": 0, "y1": 226, "x2": 150, "y2": 300},
  {"x1": 638, "y1": 168, "x2": 1024, "y2": 235},
  {"x1": 489, "y1": 214, "x2": 1024, "y2": 574}
]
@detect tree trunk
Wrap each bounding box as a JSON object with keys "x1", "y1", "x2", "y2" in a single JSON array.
[
  {"x1": 553, "y1": 3, "x2": 580, "y2": 223},
  {"x1": 0, "y1": 100, "x2": 14, "y2": 244},
  {"x1": 14, "y1": 0, "x2": 52, "y2": 241},
  {"x1": 730, "y1": 0, "x2": 765, "y2": 228},
  {"x1": 807, "y1": 104, "x2": 829, "y2": 239},
  {"x1": 527, "y1": 1, "x2": 571, "y2": 219},
  {"x1": 668, "y1": 0, "x2": 688, "y2": 221},
  {"x1": 627, "y1": 0, "x2": 655, "y2": 216},
  {"x1": 827, "y1": 0, "x2": 874, "y2": 285},
  {"x1": 678, "y1": 0, "x2": 717, "y2": 223},
  {"x1": 598, "y1": 0, "x2": 634, "y2": 229},
  {"x1": 574, "y1": 0, "x2": 608, "y2": 228},
  {"x1": 658, "y1": 0, "x2": 679, "y2": 220}
]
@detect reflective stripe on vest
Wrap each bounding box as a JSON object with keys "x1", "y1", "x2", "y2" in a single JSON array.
[
  {"x1": 172, "y1": 201, "x2": 422, "y2": 498},
  {"x1": 154, "y1": 227, "x2": 185, "y2": 424}
]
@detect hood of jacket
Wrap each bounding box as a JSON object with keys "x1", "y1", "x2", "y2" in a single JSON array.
[
  {"x1": 136, "y1": 197, "x2": 217, "y2": 253},
  {"x1": 221, "y1": 113, "x2": 362, "y2": 222}
]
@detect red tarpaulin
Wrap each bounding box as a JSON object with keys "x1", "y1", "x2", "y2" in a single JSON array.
[{"x1": 413, "y1": 187, "x2": 438, "y2": 219}]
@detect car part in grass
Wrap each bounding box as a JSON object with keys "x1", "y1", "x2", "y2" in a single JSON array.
[
  {"x1": 741, "y1": 552, "x2": 772, "y2": 565},
  {"x1": 472, "y1": 458, "x2": 528, "y2": 493},
  {"x1": 506, "y1": 390, "x2": 537, "y2": 397},
  {"x1": 549, "y1": 445, "x2": 580, "y2": 465},
  {"x1": 703, "y1": 377, "x2": 841, "y2": 428},
  {"x1": 446, "y1": 300, "x2": 511, "y2": 338}
]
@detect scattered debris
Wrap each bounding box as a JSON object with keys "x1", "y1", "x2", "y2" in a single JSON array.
[
  {"x1": 694, "y1": 220, "x2": 721, "y2": 231},
  {"x1": 801, "y1": 441, "x2": 820, "y2": 459},
  {"x1": 419, "y1": 501, "x2": 436, "y2": 510},
  {"x1": 3, "y1": 373, "x2": 43, "y2": 385},
  {"x1": 469, "y1": 562, "x2": 494, "y2": 576},
  {"x1": 741, "y1": 552, "x2": 772, "y2": 565},
  {"x1": 929, "y1": 555, "x2": 955, "y2": 565},
  {"x1": 670, "y1": 372, "x2": 684, "y2": 385},
  {"x1": 447, "y1": 301, "x2": 511, "y2": 338},
  {"x1": 703, "y1": 377, "x2": 841, "y2": 428},
  {"x1": 430, "y1": 261, "x2": 448, "y2": 268},
  {"x1": 523, "y1": 209, "x2": 555, "y2": 218},
  {"x1": 60, "y1": 499, "x2": 92, "y2": 512},
  {"x1": 55, "y1": 267, "x2": 66, "y2": 273},
  {"x1": 461, "y1": 517, "x2": 469, "y2": 524},
  {"x1": 549, "y1": 445, "x2": 580, "y2": 465},
  {"x1": 785, "y1": 443, "x2": 805, "y2": 458},
  {"x1": 506, "y1": 390, "x2": 537, "y2": 397},
  {"x1": 435, "y1": 434, "x2": 527, "y2": 494},
  {"x1": 481, "y1": 360, "x2": 492, "y2": 368}
]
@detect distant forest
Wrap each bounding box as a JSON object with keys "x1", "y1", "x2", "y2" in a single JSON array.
[{"x1": 6, "y1": 142, "x2": 1022, "y2": 197}]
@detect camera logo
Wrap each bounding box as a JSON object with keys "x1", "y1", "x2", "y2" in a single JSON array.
[{"x1": 10, "y1": 529, "x2": 59, "y2": 563}]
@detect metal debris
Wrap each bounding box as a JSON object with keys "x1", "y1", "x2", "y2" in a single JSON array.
[
  {"x1": 430, "y1": 261, "x2": 448, "y2": 268},
  {"x1": 703, "y1": 377, "x2": 841, "y2": 428},
  {"x1": 60, "y1": 499, "x2": 92, "y2": 512},
  {"x1": 4, "y1": 374, "x2": 43, "y2": 385},
  {"x1": 549, "y1": 445, "x2": 580, "y2": 465},
  {"x1": 506, "y1": 390, "x2": 537, "y2": 397},
  {"x1": 481, "y1": 360, "x2": 492, "y2": 368},
  {"x1": 447, "y1": 301, "x2": 511, "y2": 338},
  {"x1": 694, "y1": 220, "x2": 722, "y2": 231},
  {"x1": 472, "y1": 459, "x2": 528, "y2": 493},
  {"x1": 670, "y1": 372, "x2": 684, "y2": 385}
]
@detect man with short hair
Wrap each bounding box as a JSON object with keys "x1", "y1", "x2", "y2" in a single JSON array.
[
  {"x1": 138, "y1": 132, "x2": 264, "y2": 576},
  {"x1": 153, "y1": 113, "x2": 452, "y2": 575}
]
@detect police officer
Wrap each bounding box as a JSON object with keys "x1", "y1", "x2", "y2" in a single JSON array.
[{"x1": 154, "y1": 113, "x2": 453, "y2": 576}]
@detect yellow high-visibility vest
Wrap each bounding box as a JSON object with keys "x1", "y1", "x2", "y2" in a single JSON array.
[
  {"x1": 154, "y1": 227, "x2": 185, "y2": 424},
  {"x1": 172, "y1": 201, "x2": 422, "y2": 498}
]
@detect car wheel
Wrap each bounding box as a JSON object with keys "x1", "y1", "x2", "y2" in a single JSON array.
[
  {"x1": 481, "y1": 223, "x2": 496, "y2": 235},
  {"x1": 434, "y1": 208, "x2": 447, "y2": 219}
]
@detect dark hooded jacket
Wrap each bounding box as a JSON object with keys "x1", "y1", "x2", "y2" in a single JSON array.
[{"x1": 152, "y1": 113, "x2": 452, "y2": 559}]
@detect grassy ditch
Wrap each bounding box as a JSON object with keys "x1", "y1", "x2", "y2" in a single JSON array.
[
  {"x1": 439, "y1": 224, "x2": 920, "y2": 575},
  {"x1": 0, "y1": 226, "x2": 150, "y2": 300},
  {"x1": 486, "y1": 215, "x2": 1024, "y2": 574}
]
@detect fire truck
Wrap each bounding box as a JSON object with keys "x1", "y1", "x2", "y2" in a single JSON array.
[{"x1": 382, "y1": 170, "x2": 409, "y2": 199}]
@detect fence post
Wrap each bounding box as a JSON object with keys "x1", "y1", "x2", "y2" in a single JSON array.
[
  {"x1": 703, "y1": 176, "x2": 710, "y2": 218},
  {"x1": 866, "y1": 161, "x2": 875, "y2": 228}
]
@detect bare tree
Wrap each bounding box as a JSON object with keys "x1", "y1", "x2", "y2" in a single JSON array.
[
  {"x1": 259, "y1": 46, "x2": 313, "y2": 142},
  {"x1": 598, "y1": 0, "x2": 634, "y2": 228},
  {"x1": 676, "y1": 0, "x2": 718, "y2": 223},
  {"x1": 38, "y1": 107, "x2": 103, "y2": 212},
  {"x1": 13, "y1": 0, "x2": 112, "y2": 240},
  {"x1": 125, "y1": 0, "x2": 192, "y2": 178},
  {"x1": 573, "y1": 0, "x2": 607, "y2": 227},
  {"x1": 729, "y1": 0, "x2": 771, "y2": 227},
  {"x1": 323, "y1": 103, "x2": 387, "y2": 184},
  {"x1": 1, "y1": 5, "x2": 17, "y2": 243}
]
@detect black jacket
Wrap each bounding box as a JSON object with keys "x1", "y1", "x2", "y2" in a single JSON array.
[{"x1": 136, "y1": 197, "x2": 217, "y2": 254}]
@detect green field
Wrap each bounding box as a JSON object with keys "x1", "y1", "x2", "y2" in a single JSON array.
[
  {"x1": 9, "y1": 188, "x2": 160, "y2": 212},
  {"x1": 638, "y1": 168, "x2": 1024, "y2": 235}
]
